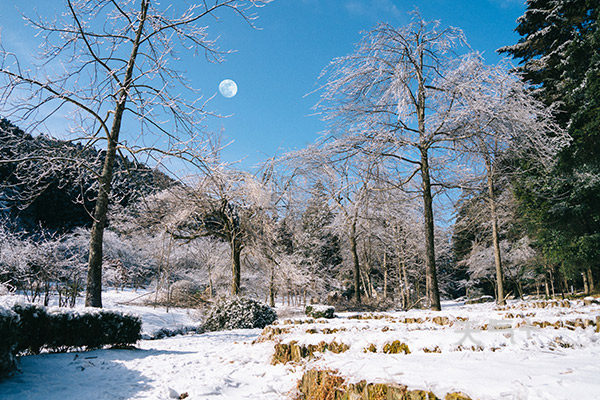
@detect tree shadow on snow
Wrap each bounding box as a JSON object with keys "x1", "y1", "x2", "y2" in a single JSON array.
[{"x1": 0, "y1": 348, "x2": 195, "y2": 400}]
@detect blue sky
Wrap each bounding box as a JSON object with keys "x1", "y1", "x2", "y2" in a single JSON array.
[{"x1": 0, "y1": 0, "x2": 526, "y2": 170}]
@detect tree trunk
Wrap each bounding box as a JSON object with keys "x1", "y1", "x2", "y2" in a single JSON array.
[
  {"x1": 402, "y1": 261, "x2": 410, "y2": 308},
  {"x1": 420, "y1": 149, "x2": 441, "y2": 311},
  {"x1": 397, "y1": 257, "x2": 405, "y2": 308},
  {"x1": 85, "y1": 0, "x2": 149, "y2": 307},
  {"x1": 485, "y1": 157, "x2": 505, "y2": 306},
  {"x1": 583, "y1": 271, "x2": 590, "y2": 294},
  {"x1": 516, "y1": 280, "x2": 524, "y2": 299},
  {"x1": 350, "y1": 218, "x2": 361, "y2": 305},
  {"x1": 231, "y1": 238, "x2": 241, "y2": 295},
  {"x1": 587, "y1": 267, "x2": 595, "y2": 293},
  {"x1": 85, "y1": 137, "x2": 117, "y2": 307},
  {"x1": 208, "y1": 264, "x2": 214, "y2": 299},
  {"x1": 269, "y1": 265, "x2": 275, "y2": 307},
  {"x1": 416, "y1": 42, "x2": 440, "y2": 311},
  {"x1": 383, "y1": 252, "x2": 388, "y2": 299},
  {"x1": 360, "y1": 270, "x2": 369, "y2": 299}
]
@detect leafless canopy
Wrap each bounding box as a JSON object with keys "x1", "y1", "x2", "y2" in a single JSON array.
[{"x1": 0, "y1": 0, "x2": 269, "y2": 171}]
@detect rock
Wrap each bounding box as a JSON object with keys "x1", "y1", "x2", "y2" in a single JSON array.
[
  {"x1": 445, "y1": 392, "x2": 471, "y2": 400},
  {"x1": 305, "y1": 305, "x2": 335, "y2": 319}
]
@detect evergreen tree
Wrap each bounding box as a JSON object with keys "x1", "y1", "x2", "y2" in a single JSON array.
[
  {"x1": 500, "y1": 1, "x2": 600, "y2": 290},
  {"x1": 300, "y1": 182, "x2": 342, "y2": 291}
]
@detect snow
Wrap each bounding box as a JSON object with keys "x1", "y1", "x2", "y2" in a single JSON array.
[
  {"x1": 276, "y1": 299, "x2": 600, "y2": 399},
  {"x1": 1, "y1": 331, "x2": 300, "y2": 400},
  {"x1": 0, "y1": 293, "x2": 599, "y2": 399}
]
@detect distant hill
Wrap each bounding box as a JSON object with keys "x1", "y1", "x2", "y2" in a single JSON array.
[{"x1": 0, "y1": 118, "x2": 174, "y2": 233}]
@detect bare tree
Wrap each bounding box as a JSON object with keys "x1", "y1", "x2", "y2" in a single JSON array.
[
  {"x1": 315, "y1": 16, "x2": 480, "y2": 310},
  {"x1": 141, "y1": 165, "x2": 273, "y2": 296},
  {"x1": 0, "y1": 0, "x2": 269, "y2": 307},
  {"x1": 451, "y1": 59, "x2": 569, "y2": 305},
  {"x1": 288, "y1": 142, "x2": 380, "y2": 305}
]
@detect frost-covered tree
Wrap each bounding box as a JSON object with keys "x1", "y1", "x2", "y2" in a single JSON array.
[
  {"x1": 141, "y1": 166, "x2": 274, "y2": 296},
  {"x1": 298, "y1": 182, "x2": 342, "y2": 291},
  {"x1": 0, "y1": 0, "x2": 270, "y2": 307},
  {"x1": 290, "y1": 145, "x2": 377, "y2": 305},
  {"x1": 315, "y1": 16, "x2": 503, "y2": 310},
  {"x1": 450, "y1": 59, "x2": 567, "y2": 305}
]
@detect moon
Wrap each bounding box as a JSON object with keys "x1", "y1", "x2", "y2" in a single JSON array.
[{"x1": 219, "y1": 79, "x2": 238, "y2": 98}]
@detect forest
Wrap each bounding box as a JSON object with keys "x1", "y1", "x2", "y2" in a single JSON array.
[{"x1": 0, "y1": 1, "x2": 597, "y2": 312}]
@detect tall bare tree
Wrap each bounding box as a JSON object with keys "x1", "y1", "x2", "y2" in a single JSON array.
[
  {"x1": 451, "y1": 59, "x2": 568, "y2": 305},
  {"x1": 315, "y1": 16, "x2": 478, "y2": 310},
  {"x1": 0, "y1": 0, "x2": 269, "y2": 307}
]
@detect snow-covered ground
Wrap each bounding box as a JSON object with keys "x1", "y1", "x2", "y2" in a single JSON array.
[
  {"x1": 1, "y1": 330, "x2": 300, "y2": 399},
  {"x1": 0, "y1": 292, "x2": 599, "y2": 399}
]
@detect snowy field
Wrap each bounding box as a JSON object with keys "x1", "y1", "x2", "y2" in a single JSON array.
[{"x1": 0, "y1": 291, "x2": 599, "y2": 399}]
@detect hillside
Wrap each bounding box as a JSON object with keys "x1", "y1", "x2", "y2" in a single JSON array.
[{"x1": 0, "y1": 118, "x2": 174, "y2": 233}]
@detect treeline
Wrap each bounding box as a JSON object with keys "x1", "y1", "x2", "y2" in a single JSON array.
[{"x1": 0, "y1": 1, "x2": 598, "y2": 310}]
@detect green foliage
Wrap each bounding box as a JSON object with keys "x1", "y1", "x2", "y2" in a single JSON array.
[
  {"x1": 203, "y1": 297, "x2": 277, "y2": 331},
  {"x1": 0, "y1": 303, "x2": 141, "y2": 378},
  {"x1": 502, "y1": 1, "x2": 600, "y2": 280},
  {"x1": 11, "y1": 304, "x2": 141, "y2": 354},
  {"x1": 499, "y1": 0, "x2": 598, "y2": 122}
]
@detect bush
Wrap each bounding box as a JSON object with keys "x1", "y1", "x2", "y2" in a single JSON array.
[
  {"x1": 305, "y1": 305, "x2": 335, "y2": 319},
  {"x1": 0, "y1": 306, "x2": 19, "y2": 378},
  {"x1": 1, "y1": 303, "x2": 142, "y2": 378},
  {"x1": 11, "y1": 304, "x2": 51, "y2": 354},
  {"x1": 144, "y1": 324, "x2": 205, "y2": 340},
  {"x1": 203, "y1": 297, "x2": 277, "y2": 331},
  {"x1": 10, "y1": 304, "x2": 142, "y2": 354}
]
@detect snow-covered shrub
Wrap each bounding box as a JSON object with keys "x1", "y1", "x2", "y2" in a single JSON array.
[
  {"x1": 11, "y1": 304, "x2": 51, "y2": 354},
  {"x1": 203, "y1": 297, "x2": 277, "y2": 331},
  {"x1": 144, "y1": 324, "x2": 205, "y2": 340},
  {"x1": 0, "y1": 306, "x2": 18, "y2": 378},
  {"x1": 305, "y1": 305, "x2": 335, "y2": 319},
  {"x1": 11, "y1": 304, "x2": 142, "y2": 353}
]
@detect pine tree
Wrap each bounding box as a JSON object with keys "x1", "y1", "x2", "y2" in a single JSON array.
[
  {"x1": 500, "y1": 1, "x2": 600, "y2": 290},
  {"x1": 499, "y1": 0, "x2": 598, "y2": 124}
]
